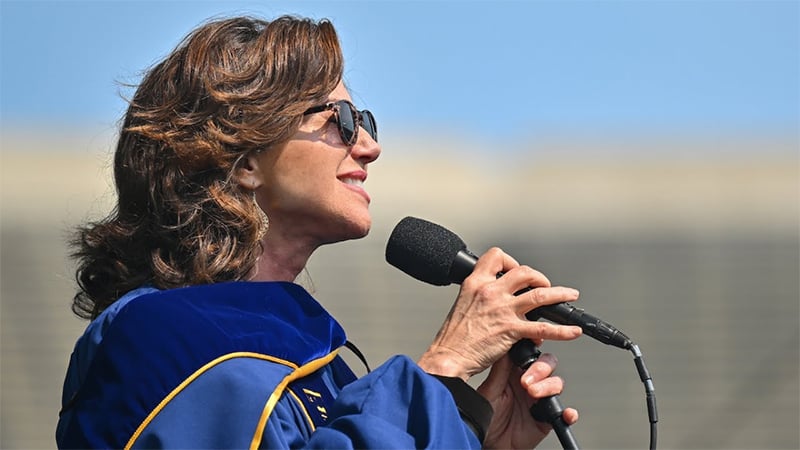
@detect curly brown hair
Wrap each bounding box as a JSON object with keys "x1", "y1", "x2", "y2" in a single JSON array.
[{"x1": 70, "y1": 15, "x2": 344, "y2": 319}]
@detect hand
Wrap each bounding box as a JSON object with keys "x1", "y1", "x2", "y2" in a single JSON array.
[
  {"x1": 478, "y1": 353, "x2": 579, "y2": 449},
  {"x1": 418, "y1": 247, "x2": 582, "y2": 380}
]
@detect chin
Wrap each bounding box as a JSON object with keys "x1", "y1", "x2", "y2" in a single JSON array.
[
  {"x1": 347, "y1": 216, "x2": 372, "y2": 240},
  {"x1": 347, "y1": 206, "x2": 372, "y2": 235},
  {"x1": 323, "y1": 214, "x2": 372, "y2": 245}
]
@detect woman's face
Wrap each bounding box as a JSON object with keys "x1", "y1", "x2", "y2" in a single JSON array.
[{"x1": 255, "y1": 82, "x2": 381, "y2": 246}]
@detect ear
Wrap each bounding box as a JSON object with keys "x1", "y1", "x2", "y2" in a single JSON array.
[{"x1": 235, "y1": 152, "x2": 265, "y2": 191}]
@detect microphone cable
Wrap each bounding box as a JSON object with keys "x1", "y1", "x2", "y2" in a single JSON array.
[
  {"x1": 511, "y1": 338, "x2": 658, "y2": 450},
  {"x1": 630, "y1": 343, "x2": 658, "y2": 450}
]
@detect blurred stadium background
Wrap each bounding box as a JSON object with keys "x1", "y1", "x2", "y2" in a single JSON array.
[
  {"x1": 1, "y1": 128, "x2": 797, "y2": 449},
  {"x1": 2, "y1": 1, "x2": 798, "y2": 448}
]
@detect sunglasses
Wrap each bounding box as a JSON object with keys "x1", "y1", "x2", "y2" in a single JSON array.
[{"x1": 303, "y1": 99, "x2": 378, "y2": 146}]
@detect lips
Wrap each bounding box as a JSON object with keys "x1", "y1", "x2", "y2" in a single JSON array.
[{"x1": 338, "y1": 171, "x2": 370, "y2": 203}]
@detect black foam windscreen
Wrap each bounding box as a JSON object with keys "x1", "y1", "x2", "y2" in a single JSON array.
[{"x1": 385, "y1": 216, "x2": 467, "y2": 286}]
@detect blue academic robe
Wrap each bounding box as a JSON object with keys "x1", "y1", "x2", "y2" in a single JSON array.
[{"x1": 56, "y1": 281, "x2": 483, "y2": 449}]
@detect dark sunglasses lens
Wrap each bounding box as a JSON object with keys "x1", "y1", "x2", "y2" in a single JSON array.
[
  {"x1": 336, "y1": 101, "x2": 357, "y2": 145},
  {"x1": 362, "y1": 110, "x2": 378, "y2": 142}
]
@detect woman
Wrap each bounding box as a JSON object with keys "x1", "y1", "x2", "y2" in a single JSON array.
[{"x1": 56, "y1": 15, "x2": 582, "y2": 449}]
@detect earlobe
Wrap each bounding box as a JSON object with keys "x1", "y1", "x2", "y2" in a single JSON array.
[{"x1": 235, "y1": 152, "x2": 264, "y2": 191}]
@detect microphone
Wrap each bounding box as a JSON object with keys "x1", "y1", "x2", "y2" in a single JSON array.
[{"x1": 385, "y1": 216, "x2": 632, "y2": 350}]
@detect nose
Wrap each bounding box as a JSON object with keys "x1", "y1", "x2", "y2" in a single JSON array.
[{"x1": 350, "y1": 128, "x2": 381, "y2": 165}]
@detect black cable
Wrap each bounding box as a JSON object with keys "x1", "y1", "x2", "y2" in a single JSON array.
[
  {"x1": 513, "y1": 339, "x2": 658, "y2": 450},
  {"x1": 630, "y1": 344, "x2": 658, "y2": 450},
  {"x1": 344, "y1": 339, "x2": 371, "y2": 373}
]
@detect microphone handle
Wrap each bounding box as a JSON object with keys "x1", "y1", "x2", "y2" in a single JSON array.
[{"x1": 509, "y1": 339, "x2": 580, "y2": 450}]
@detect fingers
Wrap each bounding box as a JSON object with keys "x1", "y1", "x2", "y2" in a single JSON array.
[
  {"x1": 496, "y1": 264, "x2": 552, "y2": 291},
  {"x1": 470, "y1": 247, "x2": 520, "y2": 281},
  {"x1": 521, "y1": 353, "x2": 570, "y2": 402},
  {"x1": 463, "y1": 247, "x2": 583, "y2": 344},
  {"x1": 519, "y1": 320, "x2": 582, "y2": 342},
  {"x1": 516, "y1": 353, "x2": 580, "y2": 429},
  {"x1": 469, "y1": 247, "x2": 576, "y2": 298},
  {"x1": 471, "y1": 249, "x2": 579, "y2": 314},
  {"x1": 520, "y1": 353, "x2": 579, "y2": 426},
  {"x1": 510, "y1": 285, "x2": 580, "y2": 315},
  {"x1": 520, "y1": 352, "x2": 558, "y2": 393},
  {"x1": 562, "y1": 407, "x2": 579, "y2": 425}
]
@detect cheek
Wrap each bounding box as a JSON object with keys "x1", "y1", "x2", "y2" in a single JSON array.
[
  {"x1": 268, "y1": 173, "x2": 325, "y2": 207},
  {"x1": 266, "y1": 160, "x2": 337, "y2": 209}
]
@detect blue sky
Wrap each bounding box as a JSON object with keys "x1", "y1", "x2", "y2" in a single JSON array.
[{"x1": 1, "y1": 0, "x2": 798, "y2": 143}]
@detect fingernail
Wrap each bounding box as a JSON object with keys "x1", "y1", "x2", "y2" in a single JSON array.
[{"x1": 522, "y1": 375, "x2": 534, "y2": 387}]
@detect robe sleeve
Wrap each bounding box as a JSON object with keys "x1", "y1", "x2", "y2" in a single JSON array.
[{"x1": 260, "y1": 355, "x2": 486, "y2": 450}]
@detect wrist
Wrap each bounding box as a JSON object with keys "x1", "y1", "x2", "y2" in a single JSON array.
[
  {"x1": 417, "y1": 348, "x2": 470, "y2": 382},
  {"x1": 429, "y1": 374, "x2": 493, "y2": 445}
]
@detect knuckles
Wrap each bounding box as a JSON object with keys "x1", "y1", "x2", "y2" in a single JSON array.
[
  {"x1": 526, "y1": 288, "x2": 547, "y2": 306},
  {"x1": 516, "y1": 265, "x2": 551, "y2": 288},
  {"x1": 473, "y1": 282, "x2": 505, "y2": 305},
  {"x1": 486, "y1": 246, "x2": 505, "y2": 257}
]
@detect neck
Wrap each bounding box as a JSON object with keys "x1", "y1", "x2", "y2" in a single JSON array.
[{"x1": 248, "y1": 226, "x2": 318, "y2": 283}]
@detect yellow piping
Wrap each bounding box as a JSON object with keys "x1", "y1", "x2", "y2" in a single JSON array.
[
  {"x1": 249, "y1": 350, "x2": 339, "y2": 449},
  {"x1": 125, "y1": 352, "x2": 298, "y2": 450}
]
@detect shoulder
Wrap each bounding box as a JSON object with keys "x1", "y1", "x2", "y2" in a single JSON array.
[
  {"x1": 59, "y1": 282, "x2": 347, "y2": 448},
  {"x1": 88, "y1": 281, "x2": 347, "y2": 392},
  {"x1": 107, "y1": 281, "x2": 346, "y2": 364}
]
